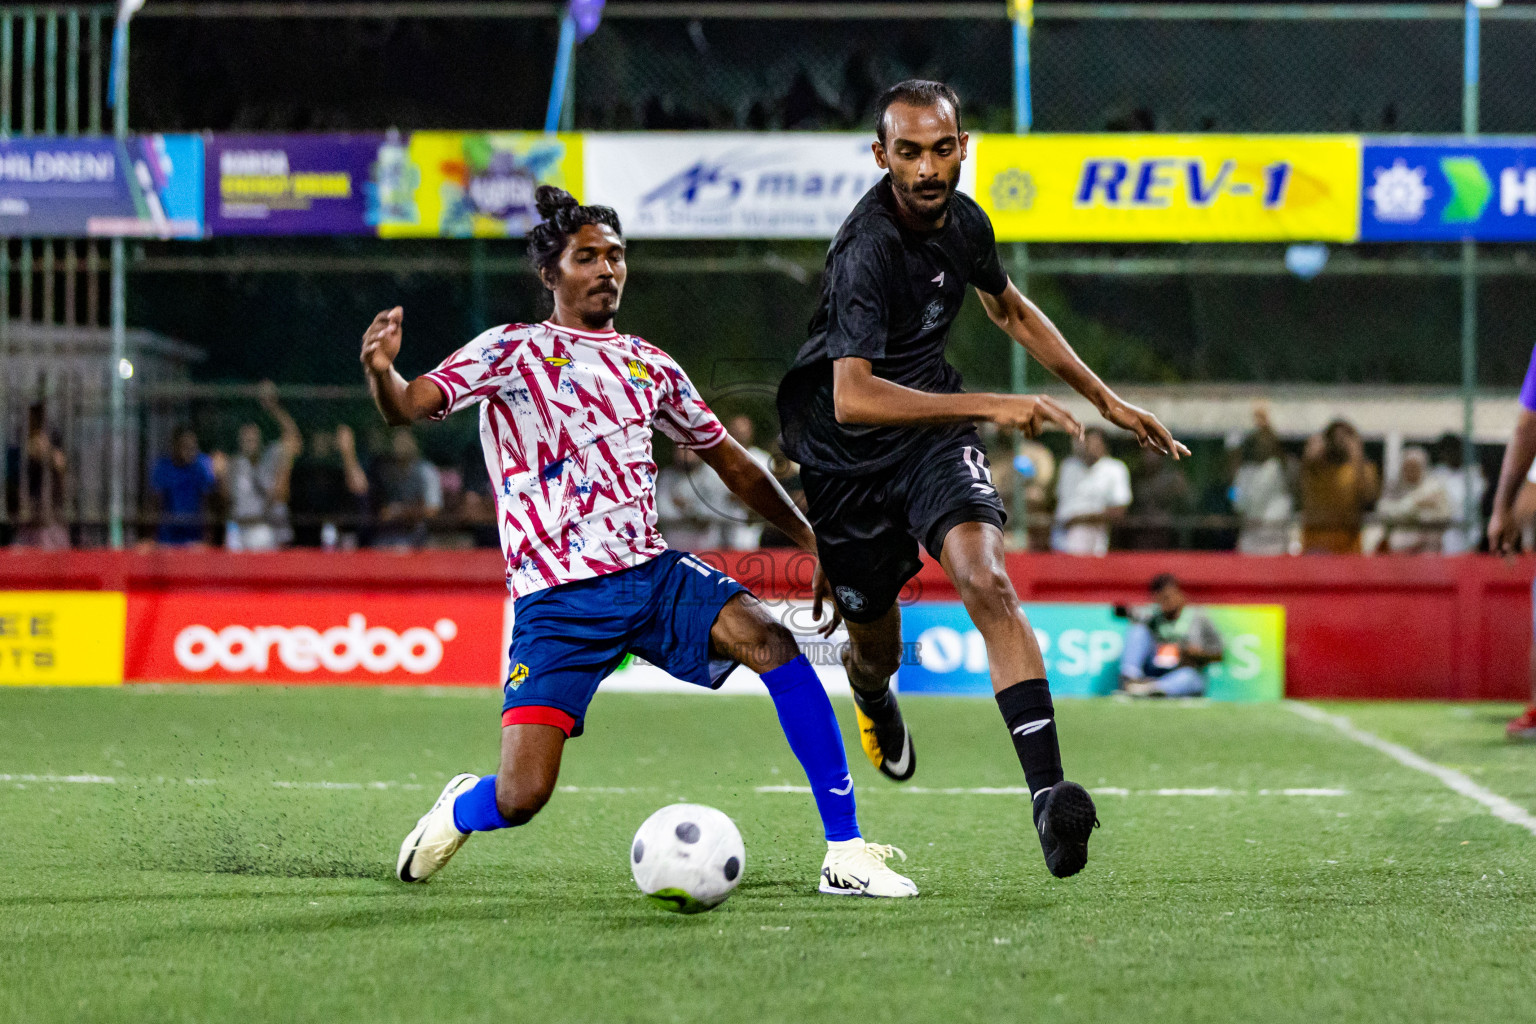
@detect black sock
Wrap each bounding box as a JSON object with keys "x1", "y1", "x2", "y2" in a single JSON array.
[
  {"x1": 852, "y1": 681, "x2": 893, "y2": 711},
  {"x1": 995, "y1": 679, "x2": 1064, "y2": 822}
]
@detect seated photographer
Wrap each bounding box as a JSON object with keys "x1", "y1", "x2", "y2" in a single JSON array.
[{"x1": 1117, "y1": 574, "x2": 1224, "y2": 698}]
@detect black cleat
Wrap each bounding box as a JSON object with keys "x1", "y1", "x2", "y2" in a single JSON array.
[
  {"x1": 850, "y1": 685, "x2": 916, "y2": 782},
  {"x1": 1033, "y1": 781, "x2": 1100, "y2": 878}
]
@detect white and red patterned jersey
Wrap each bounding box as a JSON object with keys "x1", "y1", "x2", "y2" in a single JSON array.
[{"x1": 423, "y1": 320, "x2": 726, "y2": 598}]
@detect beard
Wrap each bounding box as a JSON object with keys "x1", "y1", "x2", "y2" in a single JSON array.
[
  {"x1": 892, "y1": 168, "x2": 959, "y2": 225},
  {"x1": 578, "y1": 291, "x2": 619, "y2": 328}
]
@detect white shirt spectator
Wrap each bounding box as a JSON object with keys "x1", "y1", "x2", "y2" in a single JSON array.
[
  {"x1": 1232, "y1": 458, "x2": 1294, "y2": 556},
  {"x1": 1377, "y1": 451, "x2": 1453, "y2": 554},
  {"x1": 694, "y1": 444, "x2": 771, "y2": 550},
  {"x1": 1053, "y1": 454, "x2": 1132, "y2": 556},
  {"x1": 1431, "y1": 461, "x2": 1486, "y2": 554}
]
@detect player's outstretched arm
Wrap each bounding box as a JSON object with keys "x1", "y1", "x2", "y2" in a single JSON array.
[
  {"x1": 977, "y1": 281, "x2": 1190, "y2": 459},
  {"x1": 697, "y1": 436, "x2": 842, "y2": 636},
  {"x1": 831, "y1": 357, "x2": 1082, "y2": 440},
  {"x1": 360, "y1": 306, "x2": 447, "y2": 425},
  {"x1": 1490, "y1": 409, "x2": 1536, "y2": 553}
]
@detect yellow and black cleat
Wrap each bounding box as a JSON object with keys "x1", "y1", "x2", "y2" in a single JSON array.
[{"x1": 851, "y1": 687, "x2": 916, "y2": 782}]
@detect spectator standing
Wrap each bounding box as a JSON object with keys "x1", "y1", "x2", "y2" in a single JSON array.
[
  {"x1": 369, "y1": 427, "x2": 442, "y2": 549},
  {"x1": 1231, "y1": 409, "x2": 1295, "y2": 555},
  {"x1": 456, "y1": 436, "x2": 502, "y2": 549},
  {"x1": 10, "y1": 404, "x2": 69, "y2": 549},
  {"x1": 1430, "y1": 433, "x2": 1487, "y2": 554},
  {"x1": 1052, "y1": 427, "x2": 1131, "y2": 556},
  {"x1": 150, "y1": 426, "x2": 220, "y2": 546},
  {"x1": 288, "y1": 424, "x2": 369, "y2": 548},
  {"x1": 1299, "y1": 419, "x2": 1380, "y2": 554},
  {"x1": 1118, "y1": 574, "x2": 1225, "y2": 698},
  {"x1": 1010, "y1": 436, "x2": 1057, "y2": 552},
  {"x1": 1374, "y1": 446, "x2": 1452, "y2": 554},
  {"x1": 226, "y1": 381, "x2": 302, "y2": 551},
  {"x1": 707, "y1": 415, "x2": 773, "y2": 549},
  {"x1": 1124, "y1": 447, "x2": 1192, "y2": 550},
  {"x1": 756, "y1": 442, "x2": 807, "y2": 550},
  {"x1": 655, "y1": 445, "x2": 724, "y2": 550}
]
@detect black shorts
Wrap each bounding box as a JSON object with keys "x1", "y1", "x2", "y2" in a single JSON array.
[{"x1": 800, "y1": 429, "x2": 1006, "y2": 623}]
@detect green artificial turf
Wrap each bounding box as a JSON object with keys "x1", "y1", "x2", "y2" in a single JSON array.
[{"x1": 1, "y1": 688, "x2": 1533, "y2": 1024}]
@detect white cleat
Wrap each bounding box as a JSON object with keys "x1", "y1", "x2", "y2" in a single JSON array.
[
  {"x1": 819, "y1": 838, "x2": 919, "y2": 898},
  {"x1": 397, "y1": 773, "x2": 480, "y2": 882}
]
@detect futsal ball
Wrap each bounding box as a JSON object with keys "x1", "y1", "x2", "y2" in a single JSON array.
[{"x1": 630, "y1": 803, "x2": 745, "y2": 914}]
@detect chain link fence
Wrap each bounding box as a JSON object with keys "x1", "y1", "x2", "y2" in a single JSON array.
[{"x1": 10, "y1": 3, "x2": 1536, "y2": 552}]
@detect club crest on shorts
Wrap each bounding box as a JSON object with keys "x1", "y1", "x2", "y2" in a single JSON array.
[
  {"x1": 834, "y1": 586, "x2": 867, "y2": 613},
  {"x1": 507, "y1": 662, "x2": 531, "y2": 690}
]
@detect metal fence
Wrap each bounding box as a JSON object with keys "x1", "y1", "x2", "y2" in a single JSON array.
[{"x1": 7, "y1": 2, "x2": 1536, "y2": 552}]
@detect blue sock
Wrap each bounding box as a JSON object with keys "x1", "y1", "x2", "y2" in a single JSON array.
[
  {"x1": 760, "y1": 655, "x2": 861, "y2": 842},
  {"x1": 452, "y1": 774, "x2": 512, "y2": 833}
]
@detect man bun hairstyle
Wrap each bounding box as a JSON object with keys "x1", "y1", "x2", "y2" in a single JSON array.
[
  {"x1": 526, "y1": 185, "x2": 624, "y2": 287},
  {"x1": 875, "y1": 79, "x2": 962, "y2": 144}
]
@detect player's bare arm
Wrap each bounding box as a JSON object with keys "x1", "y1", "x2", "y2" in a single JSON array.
[
  {"x1": 698, "y1": 436, "x2": 816, "y2": 552},
  {"x1": 697, "y1": 436, "x2": 843, "y2": 635},
  {"x1": 1489, "y1": 409, "x2": 1536, "y2": 553},
  {"x1": 976, "y1": 282, "x2": 1190, "y2": 459},
  {"x1": 831, "y1": 356, "x2": 1081, "y2": 439},
  {"x1": 360, "y1": 306, "x2": 448, "y2": 425}
]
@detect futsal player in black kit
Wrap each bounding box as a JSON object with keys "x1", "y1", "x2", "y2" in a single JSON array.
[{"x1": 777, "y1": 81, "x2": 1189, "y2": 878}]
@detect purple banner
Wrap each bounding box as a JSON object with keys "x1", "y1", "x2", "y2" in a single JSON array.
[{"x1": 206, "y1": 133, "x2": 387, "y2": 236}]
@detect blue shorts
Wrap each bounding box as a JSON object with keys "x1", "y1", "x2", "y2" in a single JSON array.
[{"x1": 501, "y1": 550, "x2": 749, "y2": 737}]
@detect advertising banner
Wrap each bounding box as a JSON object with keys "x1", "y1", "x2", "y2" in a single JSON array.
[
  {"x1": 976, "y1": 134, "x2": 1360, "y2": 242},
  {"x1": 897, "y1": 602, "x2": 1285, "y2": 701},
  {"x1": 582, "y1": 133, "x2": 947, "y2": 239},
  {"x1": 1360, "y1": 139, "x2": 1536, "y2": 242},
  {"x1": 0, "y1": 134, "x2": 203, "y2": 237},
  {"x1": 206, "y1": 133, "x2": 391, "y2": 236},
  {"x1": 124, "y1": 592, "x2": 505, "y2": 685},
  {"x1": 0, "y1": 591, "x2": 125, "y2": 686},
  {"x1": 378, "y1": 131, "x2": 582, "y2": 238}
]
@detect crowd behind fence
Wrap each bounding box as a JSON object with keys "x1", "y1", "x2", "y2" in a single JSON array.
[
  {"x1": 2, "y1": 382, "x2": 1520, "y2": 557},
  {"x1": 6, "y1": 3, "x2": 1536, "y2": 555}
]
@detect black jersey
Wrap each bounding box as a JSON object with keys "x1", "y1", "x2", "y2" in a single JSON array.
[{"x1": 776, "y1": 175, "x2": 1009, "y2": 475}]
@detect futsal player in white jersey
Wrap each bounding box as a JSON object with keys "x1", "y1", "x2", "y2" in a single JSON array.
[{"x1": 365, "y1": 186, "x2": 915, "y2": 898}]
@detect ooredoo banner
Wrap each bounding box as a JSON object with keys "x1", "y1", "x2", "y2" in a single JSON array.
[
  {"x1": 124, "y1": 592, "x2": 505, "y2": 685},
  {"x1": 898, "y1": 602, "x2": 1285, "y2": 701},
  {"x1": 581, "y1": 133, "x2": 959, "y2": 239}
]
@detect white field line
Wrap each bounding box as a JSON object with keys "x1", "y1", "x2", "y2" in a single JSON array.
[
  {"x1": 0, "y1": 773, "x2": 116, "y2": 784},
  {"x1": 0, "y1": 774, "x2": 1348, "y2": 798},
  {"x1": 1287, "y1": 701, "x2": 1536, "y2": 837},
  {"x1": 754, "y1": 785, "x2": 1347, "y2": 797}
]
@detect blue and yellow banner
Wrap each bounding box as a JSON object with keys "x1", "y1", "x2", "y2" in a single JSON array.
[
  {"x1": 0, "y1": 134, "x2": 203, "y2": 238},
  {"x1": 975, "y1": 134, "x2": 1361, "y2": 242},
  {"x1": 897, "y1": 602, "x2": 1285, "y2": 701}
]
